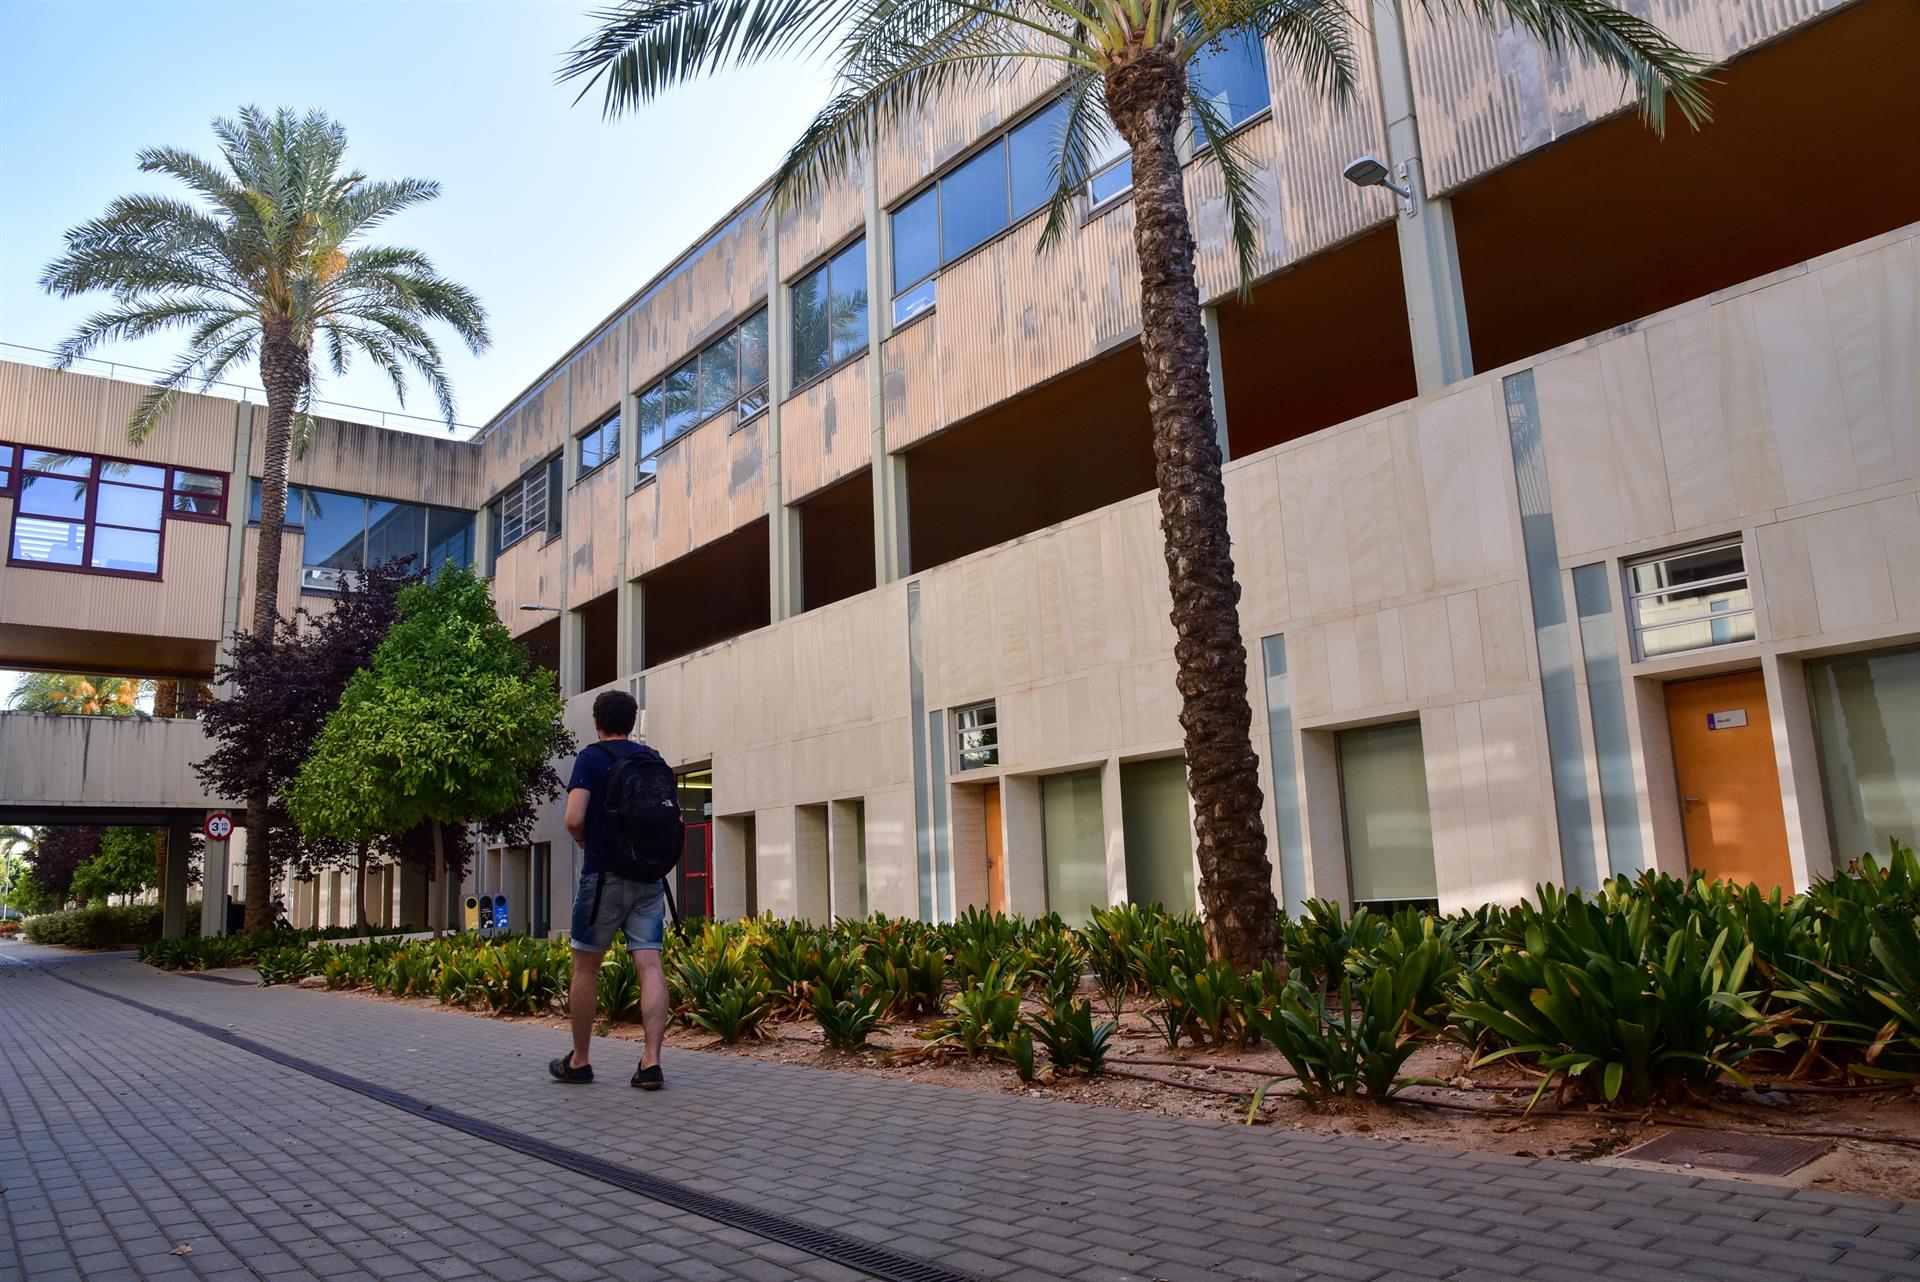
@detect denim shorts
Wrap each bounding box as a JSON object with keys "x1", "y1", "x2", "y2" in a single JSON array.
[{"x1": 569, "y1": 872, "x2": 667, "y2": 953}]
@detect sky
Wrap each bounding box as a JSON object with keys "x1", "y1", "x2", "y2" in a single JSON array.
[{"x1": 0, "y1": 0, "x2": 838, "y2": 436}]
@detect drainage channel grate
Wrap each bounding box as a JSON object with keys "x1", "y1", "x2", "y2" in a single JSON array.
[
  {"x1": 181, "y1": 972, "x2": 256, "y2": 987},
  {"x1": 52, "y1": 970, "x2": 984, "y2": 1282}
]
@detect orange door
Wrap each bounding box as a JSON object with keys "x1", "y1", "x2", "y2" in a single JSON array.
[
  {"x1": 983, "y1": 783, "x2": 1006, "y2": 914},
  {"x1": 1665, "y1": 671, "x2": 1793, "y2": 891}
]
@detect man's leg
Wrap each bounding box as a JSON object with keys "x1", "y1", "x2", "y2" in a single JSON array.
[
  {"x1": 633, "y1": 947, "x2": 667, "y2": 1070},
  {"x1": 568, "y1": 948, "x2": 605, "y2": 1069}
]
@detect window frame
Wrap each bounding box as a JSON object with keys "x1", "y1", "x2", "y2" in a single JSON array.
[
  {"x1": 788, "y1": 237, "x2": 870, "y2": 395},
  {"x1": 246, "y1": 478, "x2": 474, "y2": 593},
  {"x1": 1625, "y1": 537, "x2": 1756, "y2": 661},
  {"x1": 632, "y1": 307, "x2": 772, "y2": 490},
  {"x1": 485, "y1": 456, "x2": 562, "y2": 557},
  {"x1": 952, "y1": 699, "x2": 999, "y2": 772},
  {"x1": 887, "y1": 96, "x2": 1072, "y2": 327},
  {"x1": 3, "y1": 443, "x2": 230, "y2": 581},
  {"x1": 575, "y1": 410, "x2": 621, "y2": 479}
]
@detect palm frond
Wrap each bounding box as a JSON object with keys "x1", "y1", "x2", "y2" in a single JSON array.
[
  {"x1": 1422, "y1": 0, "x2": 1711, "y2": 131},
  {"x1": 1187, "y1": 83, "x2": 1264, "y2": 296}
]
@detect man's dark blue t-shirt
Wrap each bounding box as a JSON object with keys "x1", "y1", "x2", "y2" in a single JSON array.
[{"x1": 567, "y1": 739, "x2": 650, "y2": 875}]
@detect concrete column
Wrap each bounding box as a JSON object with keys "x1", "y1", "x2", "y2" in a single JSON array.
[
  {"x1": 1766, "y1": 652, "x2": 1834, "y2": 892},
  {"x1": 616, "y1": 314, "x2": 643, "y2": 679},
  {"x1": 1369, "y1": 0, "x2": 1473, "y2": 393},
  {"x1": 1099, "y1": 757, "x2": 1129, "y2": 910},
  {"x1": 216, "y1": 402, "x2": 255, "y2": 690},
  {"x1": 161, "y1": 817, "x2": 192, "y2": 939},
  {"x1": 754, "y1": 806, "x2": 800, "y2": 918},
  {"x1": 199, "y1": 822, "x2": 231, "y2": 938},
  {"x1": 764, "y1": 216, "x2": 805, "y2": 621},
  {"x1": 559, "y1": 371, "x2": 583, "y2": 696},
  {"x1": 1202, "y1": 305, "x2": 1230, "y2": 464},
  {"x1": 865, "y1": 148, "x2": 911, "y2": 582},
  {"x1": 712, "y1": 815, "x2": 751, "y2": 920},
  {"x1": 827, "y1": 799, "x2": 866, "y2": 920},
  {"x1": 1001, "y1": 776, "x2": 1047, "y2": 917}
]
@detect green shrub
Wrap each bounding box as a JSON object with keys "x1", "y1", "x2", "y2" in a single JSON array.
[
  {"x1": 597, "y1": 947, "x2": 643, "y2": 1022},
  {"x1": 812, "y1": 983, "x2": 890, "y2": 1049},
  {"x1": 926, "y1": 963, "x2": 1023, "y2": 1055},
  {"x1": 1250, "y1": 939, "x2": 1445, "y2": 1100},
  {"x1": 1025, "y1": 997, "x2": 1114, "y2": 1076},
  {"x1": 381, "y1": 948, "x2": 436, "y2": 997},
  {"x1": 689, "y1": 981, "x2": 772, "y2": 1043},
  {"x1": 1281, "y1": 899, "x2": 1387, "y2": 989},
  {"x1": 28, "y1": 903, "x2": 167, "y2": 950},
  {"x1": 1454, "y1": 898, "x2": 1764, "y2": 1108},
  {"x1": 475, "y1": 936, "x2": 567, "y2": 1015},
  {"x1": 863, "y1": 934, "x2": 948, "y2": 1018},
  {"x1": 256, "y1": 946, "x2": 319, "y2": 986}
]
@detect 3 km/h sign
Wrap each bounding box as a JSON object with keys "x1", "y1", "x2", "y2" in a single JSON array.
[{"x1": 203, "y1": 812, "x2": 235, "y2": 841}]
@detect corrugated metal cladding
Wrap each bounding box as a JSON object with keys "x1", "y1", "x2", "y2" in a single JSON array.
[
  {"x1": 0, "y1": 361, "x2": 237, "y2": 472},
  {"x1": 1410, "y1": 0, "x2": 1841, "y2": 194}
]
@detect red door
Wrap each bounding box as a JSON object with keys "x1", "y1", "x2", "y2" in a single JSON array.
[{"x1": 680, "y1": 822, "x2": 714, "y2": 918}]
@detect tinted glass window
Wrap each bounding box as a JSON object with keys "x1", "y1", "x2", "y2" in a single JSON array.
[
  {"x1": 545, "y1": 456, "x2": 563, "y2": 536},
  {"x1": 96, "y1": 483, "x2": 164, "y2": 531},
  {"x1": 23, "y1": 450, "x2": 88, "y2": 478},
  {"x1": 90, "y1": 526, "x2": 160, "y2": 575},
  {"x1": 893, "y1": 277, "x2": 936, "y2": 327},
  {"x1": 249, "y1": 480, "x2": 308, "y2": 526},
  {"x1": 19, "y1": 473, "x2": 87, "y2": 519},
  {"x1": 637, "y1": 386, "x2": 665, "y2": 482},
  {"x1": 892, "y1": 187, "x2": 939, "y2": 291},
  {"x1": 790, "y1": 263, "x2": 832, "y2": 383},
  {"x1": 303, "y1": 491, "x2": 367, "y2": 590},
  {"x1": 828, "y1": 239, "x2": 868, "y2": 366},
  {"x1": 1190, "y1": 31, "x2": 1270, "y2": 127},
  {"x1": 737, "y1": 310, "x2": 769, "y2": 415},
  {"x1": 697, "y1": 329, "x2": 739, "y2": 420},
  {"x1": 1089, "y1": 157, "x2": 1133, "y2": 205},
  {"x1": 940, "y1": 142, "x2": 1009, "y2": 262},
  {"x1": 365, "y1": 499, "x2": 421, "y2": 570},
  {"x1": 662, "y1": 361, "x2": 699, "y2": 439},
  {"x1": 427, "y1": 508, "x2": 472, "y2": 572},
  {"x1": 1008, "y1": 99, "x2": 1068, "y2": 218},
  {"x1": 11, "y1": 516, "x2": 83, "y2": 566}
]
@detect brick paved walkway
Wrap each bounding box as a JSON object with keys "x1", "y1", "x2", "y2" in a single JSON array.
[{"x1": 4, "y1": 947, "x2": 1917, "y2": 1282}]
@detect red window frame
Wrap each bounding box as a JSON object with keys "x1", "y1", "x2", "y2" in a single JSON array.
[{"x1": 1, "y1": 441, "x2": 230, "y2": 582}]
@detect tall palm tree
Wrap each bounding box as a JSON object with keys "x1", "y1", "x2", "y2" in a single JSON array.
[
  {"x1": 560, "y1": 2, "x2": 1707, "y2": 964},
  {"x1": 41, "y1": 106, "x2": 492, "y2": 932}
]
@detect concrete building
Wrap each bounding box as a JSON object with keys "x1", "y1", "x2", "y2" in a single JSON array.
[{"x1": 2, "y1": 0, "x2": 1916, "y2": 934}]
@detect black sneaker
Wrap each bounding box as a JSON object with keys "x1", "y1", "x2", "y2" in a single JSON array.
[
  {"x1": 631, "y1": 1063, "x2": 663, "y2": 1091},
  {"x1": 549, "y1": 1053, "x2": 593, "y2": 1084}
]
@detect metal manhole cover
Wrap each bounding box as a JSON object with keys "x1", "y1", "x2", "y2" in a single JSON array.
[{"x1": 1622, "y1": 1130, "x2": 1831, "y2": 1176}]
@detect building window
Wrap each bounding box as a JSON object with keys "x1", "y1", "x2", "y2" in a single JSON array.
[
  {"x1": 249, "y1": 480, "x2": 474, "y2": 591},
  {"x1": 790, "y1": 239, "x2": 867, "y2": 386},
  {"x1": 577, "y1": 411, "x2": 620, "y2": 476},
  {"x1": 634, "y1": 309, "x2": 769, "y2": 487},
  {"x1": 488, "y1": 456, "x2": 561, "y2": 556},
  {"x1": 1190, "y1": 30, "x2": 1271, "y2": 130},
  {"x1": 1086, "y1": 129, "x2": 1133, "y2": 209},
  {"x1": 890, "y1": 98, "x2": 1068, "y2": 325},
  {"x1": 5, "y1": 446, "x2": 228, "y2": 580},
  {"x1": 953, "y1": 700, "x2": 999, "y2": 770},
  {"x1": 1338, "y1": 720, "x2": 1437, "y2": 911},
  {"x1": 1627, "y1": 539, "x2": 1754, "y2": 659},
  {"x1": 1808, "y1": 645, "x2": 1920, "y2": 865}
]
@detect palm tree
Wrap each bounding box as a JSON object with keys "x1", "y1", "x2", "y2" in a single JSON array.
[
  {"x1": 41, "y1": 106, "x2": 492, "y2": 932},
  {"x1": 560, "y1": 3, "x2": 1707, "y2": 964},
  {"x1": 6, "y1": 673, "x2": 149, "y2": 716}
]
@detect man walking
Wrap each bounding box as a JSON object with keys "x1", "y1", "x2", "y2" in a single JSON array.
[{"x1": 549, "y1": 689, "x2": 677, "y2": 1090}]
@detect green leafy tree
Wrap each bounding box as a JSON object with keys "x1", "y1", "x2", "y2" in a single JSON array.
[
  {"x1": 7, "y1": 673, "x2": 149, "y2": 716},
  {"x1": 286, "y1": 566, "x2": 567, "y2": 937},
  {"x1": 41, "y1": 105, "x2": 493, "y2": 933},
  {"x1": 559, "y1": 1, "x2": 1708, "y2": 965},
  {"x1": 70, "y1": 827, "x2": 162, "y2": 904}
]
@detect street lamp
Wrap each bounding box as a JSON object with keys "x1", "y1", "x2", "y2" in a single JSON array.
[
  {"x1": 518, "y1": 603, "x2": 562, "y2": 613},
  {"x1": 1342, "y1": 155, "x2": 1414, "y2": 213}
]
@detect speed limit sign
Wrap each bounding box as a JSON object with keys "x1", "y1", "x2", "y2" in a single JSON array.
[{"x1": 203, "y1": 812, "x2": 235, "y2": 841}]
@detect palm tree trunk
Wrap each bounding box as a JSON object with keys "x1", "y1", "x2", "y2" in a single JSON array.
[
  {"x1": 1108, "y1": 50, "x2": 1278, "y2": 968},
  {"x1": 241, "y1": 323, "x2": 306, "y2": 935}
]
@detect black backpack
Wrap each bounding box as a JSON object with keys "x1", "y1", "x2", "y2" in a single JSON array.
[{"x1": 594, "y1": 742, "x2": 684, "y2": 884}]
